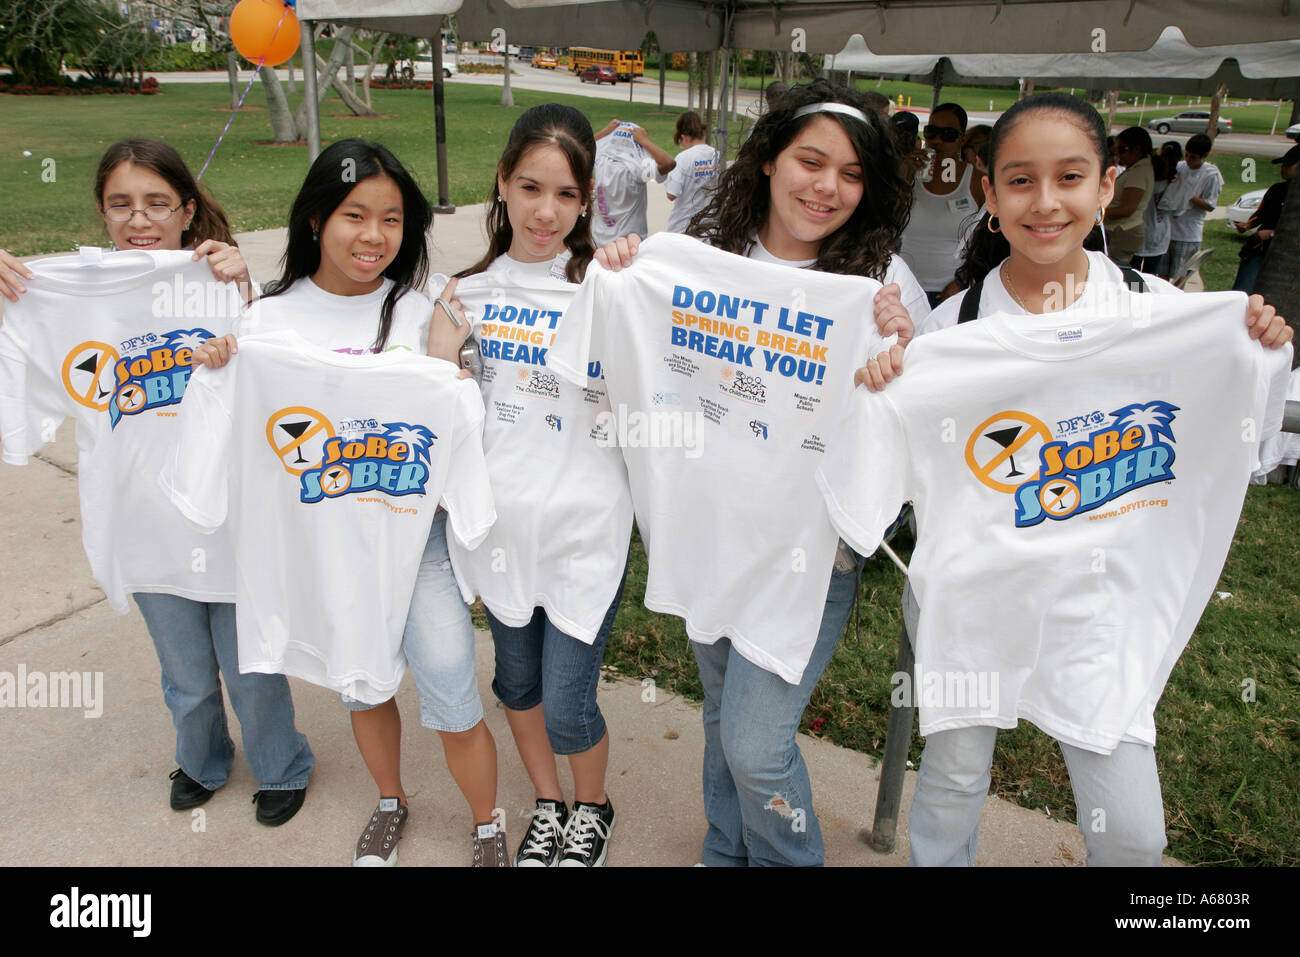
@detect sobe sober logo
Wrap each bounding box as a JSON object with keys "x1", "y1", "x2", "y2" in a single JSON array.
[
  {"x1": 60, "y1": 329, "x2": 213, "y2": 427},
  {"x1": 265, "y1": 407, "x2": 435, "y2": 504},
  {"x1": 964, "y1": 401, "x2": 1179, "y2": 527}
]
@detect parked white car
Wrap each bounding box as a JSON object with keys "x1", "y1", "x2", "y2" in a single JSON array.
[
  {"x1": 1225, "y1": 189, "x2": 1267, "y2": 233},
  {"x1": 407, "y1": 53, "x2": 457, "y2": 79}
]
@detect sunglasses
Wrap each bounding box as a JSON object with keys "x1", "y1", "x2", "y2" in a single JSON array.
[{"x1": 923, "y1": 125, "x2": 962, "y2": 143}]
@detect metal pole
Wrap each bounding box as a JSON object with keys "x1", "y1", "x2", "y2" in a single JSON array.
[
  {"x1": 301, "y1": 19, "x2": 321, "y2": 162},
  {"x1": 430, "y1": 25, "x2": 454, "y2": 213},
  {"x1": 870, "y1": 618, "x2": 915, "y2": 853},
  {"x1": 717, "y1": 47, "x2": 729, "y2": 164}
]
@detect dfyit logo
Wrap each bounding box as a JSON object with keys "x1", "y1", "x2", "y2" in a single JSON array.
[
  {"x1": 49, "y1": 887, "x2": 150, "y2": 937},
  {"x1": 105, "y1": 329, "x2": 213, "y2": 428},
  {"x1": 297, "y1": 423, "x2": 436, "y2": 504}
]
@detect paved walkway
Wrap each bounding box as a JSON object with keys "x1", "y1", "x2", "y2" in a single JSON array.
[{"x1": 0, "y1": 192, "x2": 1182, "y2": 866}]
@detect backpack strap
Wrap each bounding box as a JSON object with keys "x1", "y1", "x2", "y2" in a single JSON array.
[
  {"x1": 957, "y1": 275, "x2": 984, "y2": 324},
  {"x1": 1118, "y1": 265, "x2": 1149, "y2": 293}
]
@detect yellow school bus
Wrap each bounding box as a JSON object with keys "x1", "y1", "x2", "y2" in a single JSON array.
[{"x1": 568, "y1": 47, "x2": 644, "y2": 80}]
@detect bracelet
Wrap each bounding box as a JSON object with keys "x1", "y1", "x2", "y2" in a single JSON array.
[{"x1": 435, "y1": 296, "x2": 464, "y2": 329}]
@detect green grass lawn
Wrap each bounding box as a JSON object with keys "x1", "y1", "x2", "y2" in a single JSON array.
[
  {"x1": 4, "y1": 79, "x2": 1297, "y2": 864},
  {"x1": 0, "y1": 81, "x2": 688, "y2": 256}
]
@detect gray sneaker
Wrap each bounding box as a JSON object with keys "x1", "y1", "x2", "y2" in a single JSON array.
[
  {"x1": 353, "y1": 798, "x2": 408, "y2": 867},
  {"x1": 472, "y1": 822, "x2": 509, "y2": 867}
]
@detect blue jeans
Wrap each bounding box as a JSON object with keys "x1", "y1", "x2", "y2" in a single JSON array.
[
  {"x1": 487, "y1": 561, "x2": 628, "y2": 755},
  {"x1": 690, "y1": 555, "x2": 863, "y2": 866},
  {"x1": 342, "y1": 511, "x2": 484, "y2": 732},
  {"x1": 908, "y1": 725, "x2": 1166, "y2": 866},
  {"x1": 134, "y1": 593, "x2": 314, "y2": 791},
  {"x1": 1232, "y1": 253, "x2": 1265, "y2": 294}
]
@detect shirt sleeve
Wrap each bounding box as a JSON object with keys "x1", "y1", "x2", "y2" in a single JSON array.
[
  {"x1": 884, "y1": 255, "x2": 933, "y2": 330},
  {"x1": 158, "y1": 361, "x2": 236, "y2": 530},
  {"x1": 439, "y1": 379, "x2": 496, "y2": 550},
  {"x1": 1254, "y1": 339, "x2": 1295, "y2": 473},
  {"x1": 664, "y1": 155, "x2": 687, "y2": 198},
  {"x1": 0, "y1": 306, "x2": 71, "y2": 465},
  {"x1": 1202, "y1": 167, "x2": 1223, "y2": 208},
  {"x1": 548, "y1": 260, "x2": 609, "y2": 387},
  {"x1": 816, "y1": 387, "x2": 914, "y2": 556}
]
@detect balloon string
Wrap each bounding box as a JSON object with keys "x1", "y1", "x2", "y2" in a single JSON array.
[{"x1": 196, "y1": 4, "x2": 293, "y2": 182}]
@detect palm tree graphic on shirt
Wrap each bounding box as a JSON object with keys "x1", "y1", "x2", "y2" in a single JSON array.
[
  {"x1": 1108, "y1": 401, "x2": 1179, "y2": 447},
  {"x1": 163, "y1": 329, "x2": 215, "y2": 352},
  {"x1": 383, "y1": 423, "x2": 436, "y2": 465}
]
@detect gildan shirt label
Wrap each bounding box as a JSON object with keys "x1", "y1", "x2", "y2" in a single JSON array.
[
  {"x1": 0, "y1": 248, "x2": 239, "y2": 611},
  {"x1": 161, "y1": 330, "x2": 495, "y2": 705},
  {"x1": 445, "y1": 256, "x2": 634, "y2": 642},
  {"x1": 818, "y1": 289, "x2": 1291, "y2": 752},
  {"x1": 549, "y1": 232, "x2": 887, "y2": 683}
]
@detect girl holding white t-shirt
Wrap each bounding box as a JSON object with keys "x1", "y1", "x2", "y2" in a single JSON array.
[
  {"x1": 858, "y1": 93, "x2": 1292, "y2": 865},
  {"x1": 193, "y1": 139, "x2": 507, "y2": 867},
  {"x1": 597, "y1": 79, "x2": 922, "y2": 866},
  {"x1": 0, "y1": 139, "x2": 314, "y2": 825},
  {"x1": 437, "y1": 104, "x2": 633, "y2": 867}
]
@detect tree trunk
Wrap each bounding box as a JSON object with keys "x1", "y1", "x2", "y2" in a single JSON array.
[
  {"x1": 1290, "y1": 99, "x2": 1300, "y2": 125},
  {"x1": 226, "y1": 50, "x2": 240, "y2": 109},
  {"x1": 259, "y1": 65, "x2": 299, "y2": 142},
  {"x1": 317, "y1": 51, "x2": 379, "y2": 117},
  {"x1": 705, "y1": 50, "x2": 715, "y2": 138},
  {"x1": 287, "y1": 54, "x2": 296, "y2": 94},
  {"x1": 687, "y1": 52, "x2": 697, "y2": 111},
  {"x1": 1253, "y1": 174, "x2": 1300, "y2": 369},
  {"x1": 1106, "y1": 89, "x2": 1119, "y2": 134},
  {"x1": 360, "y1": 32, "x2": 387, "y2": 109},
  {"x1": 659, "y1": 49, "x2": 666, "y2": 111},
  {"x1": 293, "y1": 26, "x2": 360, "y2": 132},
  {"x1": 1206, "y1": 83, "x2": 1228, "y2": 141}
]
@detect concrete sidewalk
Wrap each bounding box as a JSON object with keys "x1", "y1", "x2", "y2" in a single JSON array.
[{"x1": 0, "y1": 191, "x2": 1178, "y2": 867}]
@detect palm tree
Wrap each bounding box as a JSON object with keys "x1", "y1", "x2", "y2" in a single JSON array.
[
  {"x1": 1110, "y1": 401, "x2": 1179, "y2": 447},
  {"x1": 384, "y1": 423, "x2": 435, "y2": 465}
]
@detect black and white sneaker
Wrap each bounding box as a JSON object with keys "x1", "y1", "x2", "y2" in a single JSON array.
[
  {"x1": 558, "y1": 798, "x2": 615, "y2": 867},
  {"x1": 516, "y1": 799, "x2": 569, "y2": 868}
]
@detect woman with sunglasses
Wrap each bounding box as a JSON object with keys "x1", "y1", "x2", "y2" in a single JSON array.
[{"x1": 900, "y1": 103, "x2": 985, "y2": 307}]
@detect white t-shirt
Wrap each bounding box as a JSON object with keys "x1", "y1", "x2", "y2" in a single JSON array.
[
  {"x1": 747, "y1": 236, "x2": 932, "y2": 328},
  {"x1": 0, "y1": 248, "x2": 239, "y2": 611},
  {"x1": 817, "y1": 289, "x2": 1291, "y2": 753},
  {"x1": 549, "y1": 232, "x2": 889, "y2": 683},
  {"x1": 442, "y1": 255, "x2": 634, "y2": 642},
  {"x1": 239, "y1": 276, "x2": 432, "y2": 354},
  {"x1": 1166, "y1": 161, "x2": 1223, "y2": 243},
  {"x1": 915, "y1": 251, "x2": 1180, "y2": 338},
  {"x1": 161, "y1": 329, "x2": 495, "y2": 705},
  {"x1": 593, "y1": 122, "x2": 668, "y2": 245},
  {"x1": 665, "y1": 144, "x2": 721, "y2": 234},
  {"x1": 901, "y1": 164, "x2": 981, "y2": 292}
]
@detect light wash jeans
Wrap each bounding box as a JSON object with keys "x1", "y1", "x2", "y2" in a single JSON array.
[
  {"x1": 908, "y1": 724, "x2": 1167, "y2": 866},
  {"x1": 690, "y1": 556, "x2": 862, "y2": 866},
  {"x1": 134, "y1": 593, "x2": 315, "y2": 792}
]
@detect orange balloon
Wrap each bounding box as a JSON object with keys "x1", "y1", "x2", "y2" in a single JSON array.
[{"x1": 230, "y1": 0, "x2": 300, "y2": 67}]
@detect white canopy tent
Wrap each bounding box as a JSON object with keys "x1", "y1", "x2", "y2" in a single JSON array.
[{"x1": 823, "y1": 26, "x2": 1300, "y2": 99}]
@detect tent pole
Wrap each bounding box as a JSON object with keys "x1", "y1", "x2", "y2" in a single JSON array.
[
  {"x1": 431, "y1": 25, "x2": 454, "y2": 214},
  {"x1": 301, "y1": 19, "x2": 321, "y2": 162},
  {"x1": 929, "y1": 61, "x2": 943, "y2": 112},
  {"x1": 717, "y1": 46, "x2": 730, "y2": 163}
]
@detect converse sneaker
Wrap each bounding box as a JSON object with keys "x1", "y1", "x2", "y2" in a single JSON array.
[
  {"x1": 353, "y1": 798, "x2": 407, "y2": 867},
  {"x1": 472, "y1": 821, "x2": 509, "y2": 867},
  {"x1": 515, "y1": 799, "x2": 569, "y2": 868},
  {"x1": 558, "y1": 798, "x2": 615, "y2": 867}
]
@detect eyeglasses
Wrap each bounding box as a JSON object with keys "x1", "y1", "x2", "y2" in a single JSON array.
[
  {"x1": 102, "y1": 201, "x2": 185, "y2": 223},
  {"x1": 923, "y1": 125, "x2": 962, "y2": 143}
]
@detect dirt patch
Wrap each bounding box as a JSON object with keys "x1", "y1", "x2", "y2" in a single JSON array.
[{"x1": 209, "y1": 105, "x2": 266, "y2": 112}]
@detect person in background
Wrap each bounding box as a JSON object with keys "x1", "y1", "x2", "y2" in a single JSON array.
[
  {"x1": 900, "y1": 102, "x2": 985, "y2": 306},
  {"x1": 960, "y1": 125, "x2": 992, "y2": 172},
  {"x1": 1105, "y1": 127, "x2": 1155, "y2": 265},
  {"x1": 591, "y1": 120, "x2": 675, "y2": 245},
  {"x1": 665, "y1": 111, "x2": 721, "y2": 234},
  {"x1": 1160, "y1": 133, "x2": 1222, "y2": 283},
  {"x1": 1133, "y1": 145, "x2": 1174, "y2": 277},
  {"x1": 1233, "y1": 145, "x2": 1297, "y2": 294}
]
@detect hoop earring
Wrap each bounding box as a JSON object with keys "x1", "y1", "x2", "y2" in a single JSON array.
[
  {"x1": 986, "y1": 215, "x2": 1000, "y2": 234},
  {"x1": 1096, "y1": 208, "x2": 1104, "y2": 225}
]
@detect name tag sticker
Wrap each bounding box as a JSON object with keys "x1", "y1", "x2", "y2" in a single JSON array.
[{"x1": 948, "y1": 196, "x2": 975, "y2": 214}]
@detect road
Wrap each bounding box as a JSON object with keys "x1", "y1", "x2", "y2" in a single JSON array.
[{"x1": 135, "y1": 65, "x2": 1295, "y2": 158}]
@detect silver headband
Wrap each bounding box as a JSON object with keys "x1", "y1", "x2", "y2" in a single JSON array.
[{"x1": 791, "y1": 102, "x2": 872, "y2": 125}]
